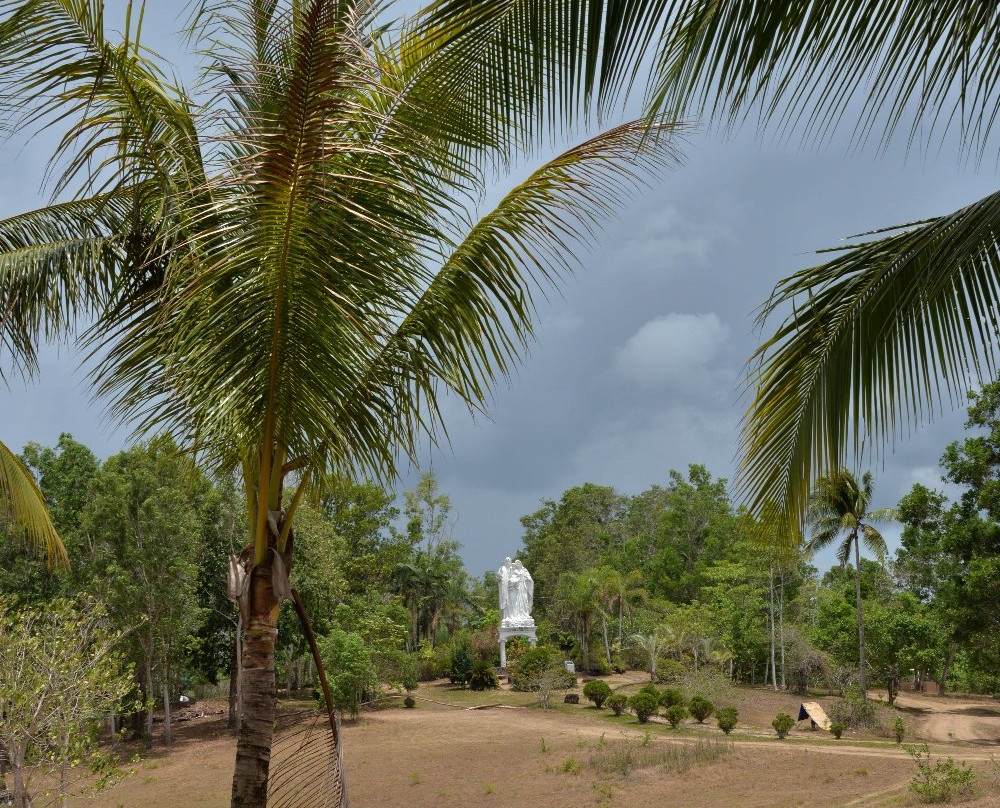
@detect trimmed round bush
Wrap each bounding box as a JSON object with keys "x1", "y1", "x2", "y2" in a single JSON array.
[
  {"x1": 606, "y1": 694, "x2": 628, "y2": 716},
  {"x1": 403, "y1": 696, "x2": 416, "y2": 708},
  {"x1": 688, "y1": 696, "x2": 714, "y2": 723},
  {"x1": 629, "y1": 692, "x2": 659, "y2": 724},
  {"x1": 469, "y1": 659, "x2": 499, "y2": 691},
  {"x1": 665, "y1": 704, "x2": 687, "y2": 728},
  {"x1": 638, "y1": 683, "x2": 661, "y2": 700},
  {"x1": 716, "y1": 707, "x2": 738, "y2": 734},
  {"x1": 830, "y1": 721, "x2": 845, "y2": 739},
  {"x1": 658, "y1": 688, "x2": 685, "y2": 709},
  {"x1": 583, "y1": 680, "x2": 613, "y2": 708},
  {"x1": 772, "y1": 712, "x2": 794, "y2": 739}
]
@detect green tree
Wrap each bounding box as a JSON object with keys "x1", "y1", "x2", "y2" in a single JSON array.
[
  {"x1": 0, "y1": 598, "x2": 133, "y2": 808},
  {"x1": 0, "y1": 3, "x2": 679, "y2": 804},
  {"x1": 82, "y1": 438, "x2": 207, "y2": 746},
  {"x1": 554, "y1": 569, "x2": 601, "y2": 674},
  {"x1": 807, "y1": 470, "x2": 896, "y2": 699}
]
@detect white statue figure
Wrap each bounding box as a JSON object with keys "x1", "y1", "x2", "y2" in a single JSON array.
[{"x1": 498, "y1": 557, "x2": 533, "y2": 627}]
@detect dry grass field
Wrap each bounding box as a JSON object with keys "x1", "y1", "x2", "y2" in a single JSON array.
[{"x1": 21, "y1": 674, "x2": 1000, "y2": 808}]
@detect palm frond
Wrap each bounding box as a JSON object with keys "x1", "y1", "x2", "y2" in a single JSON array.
[
  {"x1": 860, "y1": 524, "x2": 888, "y2": 562},
  {"x1": 650, "y1": 1, "x2": 1000, "y2": 155},
  {"x1": 0, "y1": 440, "x2": 66, "y2": 569},
  {"x1": 739, "y1": 192, "x2": 1000, "y2": 525},
  {"x1": 338, "y1": 119, "x2": 686, "y2": 467}
]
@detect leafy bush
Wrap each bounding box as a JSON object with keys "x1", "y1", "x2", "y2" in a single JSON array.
[
  {"x1": 637, "y1": 684, "x2": 661, "y2": 700},
  {"x1": 403, "y1": 696, "x2": 416, "y2": 708},
  {"x1": 629, "y1": 692, "x2": 659, "y2": 724},
  {"x1": 659, "y1": 688, "x2": 685, "y2": 709},
  {"x1": 829, "y1": 684, "x2": 881, "y2": 729},
  {"x1": 510, "y1": 647, "x2": 575, "y2": 692},
  {"x1": 583, "y1": 680, "x2": 613, "y2": 708},
  {"x1": 606, "y1": 694, "x2": 628, "y2": 716},
  {"x1": 772, "y1": 712, "x2": 794, "y2": 739},
  {"x1": 653, "y1": 658, "x2": 686, "y2": 684},
  {"x1": 716, "y1": 707, "x2": 738, "y2": 734},
  {"x1": 906, "y1": 744, "x2": 976, "y2": 803},
  {"x1": 688, "y1": 696, "x2": 714, "y2": 723},
  {"x1": 450, "y1": 641, "x2": 474, "y2": 687},
  {"x1": 894, "y1": 717, "x2": 906, "y2": 744},
  {"x1": 830, "y1": 721, "x2": 846, "y2": 739},
  {"x1": 469, "y1": 660, "x2": 499, "y2": 691},
  {"x1": 317, "y1": 628, "x2": 378, "y2": 717},
  {"x1": 665, "y1": 704, "x2": 688, "y2": 728}
]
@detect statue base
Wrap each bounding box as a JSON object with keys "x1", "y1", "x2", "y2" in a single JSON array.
[{"x1": 499, "y1": 623, "x2": 537, "y2": 669}]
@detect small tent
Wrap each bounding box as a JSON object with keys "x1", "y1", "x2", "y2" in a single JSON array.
[{"x1": 797, "y1": 701, "x2": 832, "y2": 731}]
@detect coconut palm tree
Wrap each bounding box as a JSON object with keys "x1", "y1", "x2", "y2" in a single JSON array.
[
  {"x1": 421, "y1": 1, "x2": 1000, "y2": 535},
  {"x1": 807, "y1": 470, "x2": 896, "y2": 699},
  {"x1": 0, "y1": 3, "x2": 681, "y2": 805},
  {"x1": 0, "y1": 440, "x2": 65, "y2": 568}
]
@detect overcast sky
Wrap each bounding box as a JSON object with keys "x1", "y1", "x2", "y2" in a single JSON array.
[{"x1": 2, "y1": 3, "x2": 995, "y2": 575}]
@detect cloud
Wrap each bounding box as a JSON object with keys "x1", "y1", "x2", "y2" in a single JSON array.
[{"x1": 614, "y1": 312, "x2": 730, "y2": 388}]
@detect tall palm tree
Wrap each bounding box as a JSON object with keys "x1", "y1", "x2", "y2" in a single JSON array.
[
  {"x1": 0, "y1": 3, "x2": 681, "y2": 804},
  {"x1": 0, "y1": 440, "x2": 65, "y2": 568},
  {"x1": 807, "y1": 470, "x2": 895, "y2": 699},
  {"x1": 421, "y1": 1, "x2": 1000, "y2": 535}
]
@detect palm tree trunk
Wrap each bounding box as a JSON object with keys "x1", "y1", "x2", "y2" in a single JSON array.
[
  {"x1": 231, "y1": 564, "x2": 281, "y2": 808},
  {"x1": 853, "y1": 533, "x2": 867, "y2": 700}
]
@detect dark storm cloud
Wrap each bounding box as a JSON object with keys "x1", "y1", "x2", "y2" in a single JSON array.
[{"x1": 2, "y1": 2, "x2": 996, "y2": 575}]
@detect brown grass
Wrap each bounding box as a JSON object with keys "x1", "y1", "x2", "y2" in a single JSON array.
[{"x1": 19, "y1": 679, "x2": 1000, "y2": 808}]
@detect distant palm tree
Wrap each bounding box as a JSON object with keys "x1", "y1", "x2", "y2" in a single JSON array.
[
  {"x1": 807, "y1": 470, "x2": 895, "y2": 699},
  {"x1": 0, "y1": 440, "x2": 65, "y2": 569}
]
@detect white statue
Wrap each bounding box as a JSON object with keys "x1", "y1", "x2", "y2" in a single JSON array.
[{"x1": 498, "y1": 557, "x2": 533, "y2": 627}]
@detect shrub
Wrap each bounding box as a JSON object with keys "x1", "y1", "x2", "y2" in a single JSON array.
[
  {"x1": 450, "y1": 642, "x2": 474, "y2": 687},
  {"x1": 469, "y1": 660, "x2": 499, "y2": 691},
  {"x1": 510, "y1": 647, "x2": 574, "y2": 691},
  {"x1": 317, "y1": 628, "x2": 378, "y2": 717},
  {"x1": 653, "y1": 657, "x2": 686, "y2": 684},
  {"x1": 688, "y1": 696, "x2": 714, "y2": 724},
  {"x1": 638, "y1": 684, "x2": 661, "y2": 700},
  {"x1": 906, "y1": 744, "x2": 976, "y2": 803},
  {"x1": 403, "y1": 696, "x2": 416, "y2": 708},
  {"x1": 829, "y1": 684, "x2": 880, "y2": 729},
  {"x1": 894, "y1": 717, "x2": 906, "y2": 744},
  {"x1": 659, "y1": 688, "x2": 685, "y2": 709},
  {"x1": 606, "y1": 694, "x2": 628, "y2": 716},
  {"x1": 772, "y1": 712, "x2": 794, "y2": 739},
  {"x1": 830, "y1": 721, "x2": 846, "y2": 739},
  {"x1": 583, "y1": 680, "x2": 613, "y2": 708},
  {"x1": 629, "y1": 692, "x2": 659, "y2": 724},
  {"x1": 716, "y1": 707, "x2": 738, "y2": 735},
  {"x1": 665, "y1": 704, "x2": 688, "y2": 728}
]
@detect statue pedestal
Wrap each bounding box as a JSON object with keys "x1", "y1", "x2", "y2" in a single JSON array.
[{"x1": 499, "y1": 623, "x2": 537, "y2": 669}]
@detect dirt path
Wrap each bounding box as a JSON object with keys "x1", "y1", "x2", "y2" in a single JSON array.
[{"x1": 892, "y1": 691, "x2": 1000, "y2": 746}]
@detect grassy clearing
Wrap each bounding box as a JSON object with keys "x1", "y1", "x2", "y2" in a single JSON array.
[{"x1": 587, "y1": 735, "x2": 733, "y2": 778}]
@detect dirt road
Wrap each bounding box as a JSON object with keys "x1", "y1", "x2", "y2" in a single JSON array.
[{"x1": 892, "y1": 691, "x2": 1000, "y2": 746}]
